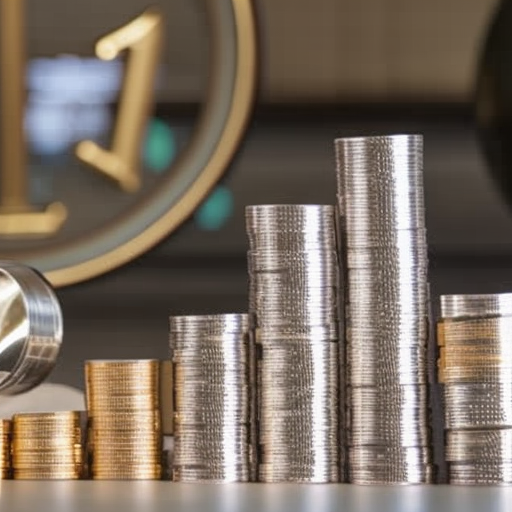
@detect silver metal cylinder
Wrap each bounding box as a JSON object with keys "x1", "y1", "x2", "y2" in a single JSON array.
[{"x1": 0, "y1": 261, "x2": 62, "y2": 396}]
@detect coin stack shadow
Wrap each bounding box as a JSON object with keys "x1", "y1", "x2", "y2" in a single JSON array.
[
  {"x1": 439, "y1": 293, "x2": 512, "y2": 484},
  {"x1": 0, "y1": 420, "x2": 10, "y2": 478},
  {"x1": 246, "y1": 204, "x2": 340, "y2": 483},
  {"x1": 85, "y1": 360, "x2": 162, "y2": 480},
  {"x1": 335, "y1": 135, "x2": 433, "y2": 484},
  {"x1": 170, "y1": 314, "x2": 253, "y2": 482},
  {"x1": 12, "y1": 411, "x2": 83, "y2": 480}
]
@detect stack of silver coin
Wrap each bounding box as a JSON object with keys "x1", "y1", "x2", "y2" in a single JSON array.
[
  {"x1": 169, "y1": 314, "x2": 254, "y2": 482},
  {"x1": 246, "y1": 204, "x2": 340, "y2": 483},
  {"x1": 440, "y1": 293, "x2": 512, "y2": 485},
  {"x1": 335, "y1": 134, "x2": 432, "y2": 484}
]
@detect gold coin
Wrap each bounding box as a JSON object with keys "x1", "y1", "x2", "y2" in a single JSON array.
[
  {"x1": 13, "y1": 425, "x2": 81, "y2": 437},
  {"x1": 85, "y1": 359, "x2": 160, "y2": 369},
  {"x1": 12, "y1": 460, "x2": 82, "y2": 469},
  {"x1": 437, "y1": 322, "x2": 445, "y2": 346},
  {"x1": 91, "y1": 464, "x2": 161, "y2": 471},
  {"x1": 87, "y1": 386, "x2": 159, "y2": 396},
  {"x1": 86, "y1": 382, "x2": 158, "y2": 393},
  {"x1": 12, "y1": 444, "x2": 82, "y2": 455},
  {"x1": 15, "y1": 446, "x2": 82, "y2": 456},
  {"x1": 91, "y1": 467, "x2": 161, "y2": 480},
  {"x1": 89, "y1": 428, "x2": 160, "y2": 439},
  {"x1": 13, "y1": 429, "x2": 82, "y2": 443},
  {"x1": 13, "y1": 411, "x2": 82, "y2": 423},
  {"x1": 86, "y1": 392, "x2": 158, "y2": 409},
  {"x1": 92, "y1": 448, "x2": 161, "y2": 460},
  {"x1": 88, "y1": 436, "x2": 160, "y2": 450},
  {"x1": 91, "y1": 459, "x2": 159, "y2": 467},
  {"x1": 85, "y1": 373, "x2": 158, "y2": 383},
  {"x1": 13, "y1": 437, "x2": 81, "y2": 450},
  {"x1": 13, "y1": 418, "x2": 81, "y2": 428},
  {"x1": 85, "y1": 361, "x2": 160, "y2": 381},
  {"x1": 89, "y1": 398, "x2": 158, "y2": 418},
  {"x1": 13, "y1": 464, "x2": 82, "y2": 474},
  {"x1": 443, "y1": 345, "x2": 511, "y2": 355},
  {"x1": 86, "y1": 384, "x2": 158, "y2": 396},
  {"x1": 440, "y1": 317, "x2": 512, "y2": 344},
  {"x1": 88, "y1": 413, "x2": 160, "y2": 427},
  {"x1": 88, "y1": 432, "x2": 160, "y2": 444},
  {"x1": 92, "y1": 460, "x2": 160, "y2": 470},
  {"x1": 91, "y1": 434, "x2": 160, "y2": 444},
  {"x1": 92, "y1": 452, "x2": 160, "y2": 463},
  {"x1": 13, "y1": 469, "x2": 81, "y2": 480},
  {"x1": 13, "y1": 419, "x2": 80, "y2": 429},
  {"x1": 91, "y1": 415, "x2": 159, "y2": 425}
]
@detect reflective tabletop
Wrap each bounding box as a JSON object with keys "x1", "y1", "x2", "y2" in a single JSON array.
[{"x1": 0, "y1": 482, "x2": 511, "y2": 512}]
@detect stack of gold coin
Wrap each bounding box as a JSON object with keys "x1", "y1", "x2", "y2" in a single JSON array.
[
  {"x1": 0, "y1": 420, "x2": 11, "y2": 478},
  {"x1": 85, "y1": 360, "x2": 162, "y2": 480},
  {"x1": 12, "y1": 411, "x2": 83, "y2": 480}
]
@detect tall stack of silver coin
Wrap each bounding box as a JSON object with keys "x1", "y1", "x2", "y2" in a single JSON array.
[
  {"x1": 335, "y1": 134, "x2": 433, "y2": 484},
  {"x1": 439, "y1": 293, "x2": 512, "y2": 485},
  {"x1": 169, "y1": 314, "x2": 254, "y2": 482},
  {"x1": 246, "y1": 204, "x2": 340, "y2": 483}
]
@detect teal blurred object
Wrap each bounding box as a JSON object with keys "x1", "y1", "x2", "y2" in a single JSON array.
[
  {"x1": 195, "y1": 185, "x2": 234, "y2": 231},
  {"x1": 476, "y1": 0, "x2": 512, "y2": 206},
  {"x1": 143, "y1": 118, "x2": 176, "y2": 173}
]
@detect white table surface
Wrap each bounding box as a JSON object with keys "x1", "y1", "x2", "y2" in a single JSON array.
[{"x1": 1, "y1": 481, "x2": 511, "y2": 512}]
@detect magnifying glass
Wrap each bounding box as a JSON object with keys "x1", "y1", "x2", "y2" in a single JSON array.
[
  {"x1": 0, "y1": 262, "x2": 62, "y2": 395},
  {"x1": 476, "y1": 0, "x2": 512, "y2": 205}
]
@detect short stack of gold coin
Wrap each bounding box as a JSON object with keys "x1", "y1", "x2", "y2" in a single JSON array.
[
  {"x1": 0, "y1": 420, "x2": 11, "y2": 478},
  {"x1": 12, "y1": 411, "x2": 83, "y2": 480},
  {"x1": 85, "y1": 359, "x2": 162, "y2": 480}
]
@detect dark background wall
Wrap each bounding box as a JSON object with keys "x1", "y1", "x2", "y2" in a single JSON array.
[{"x1": 2, "y1": 0, "x2": 511, "y2": 389}]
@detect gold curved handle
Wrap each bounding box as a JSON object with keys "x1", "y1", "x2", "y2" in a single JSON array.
[
  {"x1": 0, "y1": 0, "x2": 67, "y2": 236},
  {"x1": 76, "y1": 9, "x2": 163, "y2": 193}
]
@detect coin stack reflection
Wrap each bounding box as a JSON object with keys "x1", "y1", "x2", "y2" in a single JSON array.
[
  {"x1": 246, "y1": 204, "x2": 340, "y2": 483},
  {"x1": 170, "y1": 314, "x2": 253, "y2": 482},
  {"x1": 85, "y1": 360, "x2": 162, "y2": 480},
  {"x1": 0, "y1": 420, "x2": 10, "y2": 478},
  {"x1": 12, "y1": 412, "x2": 83, "y2": 480},
  {"x1": 440, "y1": 293, "x2": 512, "y2": 484},
  {"x1": 335, "y1": 135, "x2": 432, "y2": 484}
]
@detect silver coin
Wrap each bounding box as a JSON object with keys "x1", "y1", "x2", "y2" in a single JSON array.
[
  {"x1": 446, "y1": 429, "x2": 512, "y2": 462},
  {"x1": 341, "y1": 226, "x2": 428, "y2": 249},
  {"x1": 246, "y1": 203, "x2": 335, "y2": 223},
  {"x1": 440, "y1": 293, "x2": 512, "y2": 319},
  {"x1": 347, "y1": 366, "x2": 427, "y2": 387},
  {"x1": 254, "y1": 325, "x2": 339, "y2": 342},
  {"x1": 346, "y1": 319, "x2": 430, "y2": 341},
  {"x1": 349, "y1": 464, "x2": 434, "y2": 485},
  {"x1": 444, "y1": 383, "x2": 512, "y2": 429},
  {"x1": 346, "y1": 247, "x2": 428, "y2": 269},
  {"x1": 335, "y1": 135, "x2": 431, "y2": 485},
  {"x1": 448, "y1": 462, "x2": 512, "y2": 485},
  {"x1": 349, "y1": 446, "x2": 431, "y2": 465},
  {"x1": 170, "y1": 314, "x2": 254, "y2": 483},
  {"x1": 173, "y1": 465, "x2": 250, "y2": 483}
]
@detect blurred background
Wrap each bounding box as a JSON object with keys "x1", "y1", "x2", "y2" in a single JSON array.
[{"x1": 4, "y1": 0, "x2": 512, "y2": 388}]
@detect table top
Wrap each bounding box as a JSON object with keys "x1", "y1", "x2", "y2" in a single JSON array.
[{"x1": 1, "y1": 481, "x2": 512, "y2": 512}]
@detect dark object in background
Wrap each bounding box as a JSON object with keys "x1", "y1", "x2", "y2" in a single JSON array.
[{"x1": 476, "y1": 0, "x2": 512, "y2": 206}]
